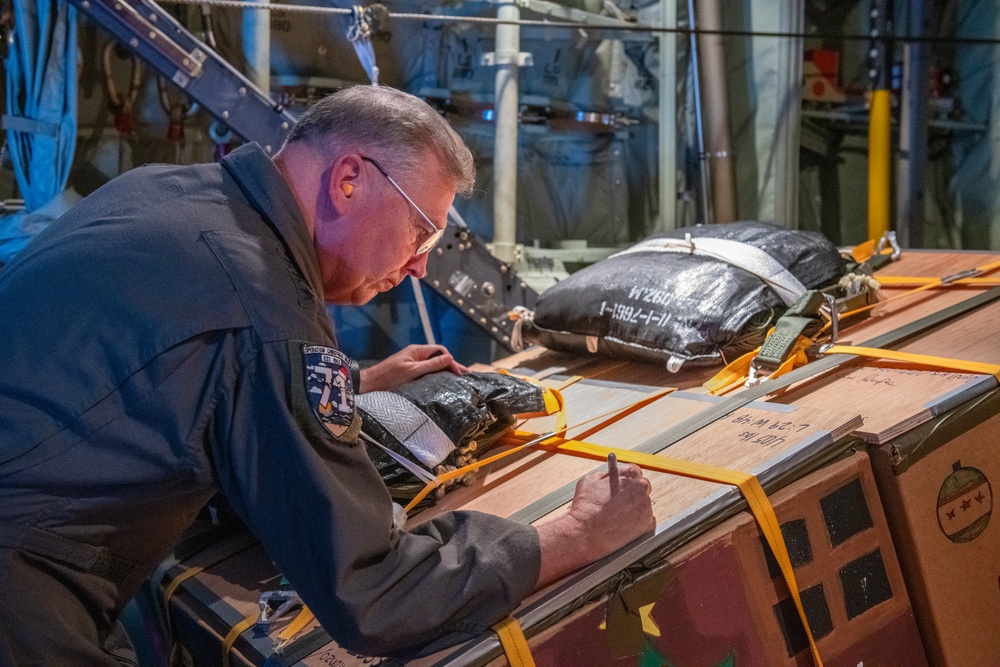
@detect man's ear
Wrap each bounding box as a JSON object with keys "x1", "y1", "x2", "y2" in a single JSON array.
[{"x1": 330, "y1": 154, "x2": 363, "y2": 215}]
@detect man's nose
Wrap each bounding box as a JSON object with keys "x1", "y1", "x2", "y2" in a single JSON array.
[{"x1": 403, "y1": 252, "x2": 429, "y2": 279}]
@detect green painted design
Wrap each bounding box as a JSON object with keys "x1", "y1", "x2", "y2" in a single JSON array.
[
  {"x1": 938, "y1": 465, "x2": 988, "y2": 503},
  {"x1": 715, "y1": 652, "x2": 736, "y2": 667},
  {"x1": 638, "y1": 643, "x2": 672, "y2": 667}
]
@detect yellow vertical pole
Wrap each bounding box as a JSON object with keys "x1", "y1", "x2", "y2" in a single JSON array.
[
  {"x1": 867, "y1": 0, "x2": 892, "y2": 242},
  {"x1": 868, "y1": 89, "x2": 891, "y2": 241}
]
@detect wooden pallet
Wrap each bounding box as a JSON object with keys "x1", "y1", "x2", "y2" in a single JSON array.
[{"x1": 162, "y1": 250, "x2": 1000, "y2": 666}]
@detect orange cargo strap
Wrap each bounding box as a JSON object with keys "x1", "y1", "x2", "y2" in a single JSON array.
[
  {"x1": 822, "y1": 345, "x2": 1000, "y2": 379},
  {"x1": 493, "y1": 616, "x2": 536, "y2": 667},
  {"x1": 834, "y1": 257, "x2": 1000, "y2": 325},
  {"x1": 402, "y1": 387, "x2": 675, "y2": 513},
  {"x1": 550, "y1": 375, "x2": 585, "y2": 391},
  {"x1": 276, "y1": 605, "x2": 317, "y2": 647},
  {"x1": 876, "y1": 275, "x2": 1000, "y2": 287},
  {"x1": 706, "y1": 256, "x2": 1000, "y2": 394},
  {"x1": 850, "y1": 238, "x2": 880, "y2": 264},
  {"x1": 504, "y1": 430, "x2": 826, "y2": 667},
  {"x1": 704, "y1": 333, "x2": 815, "y2": 396}
]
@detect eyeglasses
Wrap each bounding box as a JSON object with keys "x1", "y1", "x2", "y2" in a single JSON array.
[{"x1": 360, "y1": 156, "x2": 445, "y2": 255}]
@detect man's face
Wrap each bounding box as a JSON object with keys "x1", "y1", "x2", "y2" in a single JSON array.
[{"x1": 315, "y1": 151, "x2": 455, "y2": 305}]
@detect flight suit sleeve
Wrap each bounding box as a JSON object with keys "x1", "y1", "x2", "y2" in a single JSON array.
[{"x1": 207, "y1": 338, "x2": 541, "y2": 657}]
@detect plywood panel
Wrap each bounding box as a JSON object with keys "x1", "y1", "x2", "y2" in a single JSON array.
[
  {"x1": 535, "y1": 403, "x2": 861, "y2": 527},
  {"x1": 835, "y1": 251, "x2": 999, "y2": 345},
  {"x1": 411, "y1": 385, "x2": 860, "y2": 529},
  {"x1": 771, "y1": 366, "x2": 997, "y2": 444},
  {"x1": 761, "y1": 297, "x2": 1000, "y2": 444},
  {"x1": 411, "y1": 386, "x2": 714, "y2": 524}
]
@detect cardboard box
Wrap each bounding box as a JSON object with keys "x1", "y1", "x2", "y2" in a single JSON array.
[
  {"x1": 869, "y1": 387, "x2": 1000, "y2": 667},
  {"x1": 478, "y1": 450, "x2": 926, "y2": 667}
]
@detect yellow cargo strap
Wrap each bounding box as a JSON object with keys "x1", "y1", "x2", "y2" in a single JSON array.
[
  {"x1": 498, "y1": 370, "x2": 568, "y2": 432},
  {"x1": 504, "y1": 431, "x2": 825, "y2": 667},
  {"x1": 704, "y1": 334, "x2": 814, "y2": 396},
  {"x1": 876, "y1": 275, "x2": 1000, "y2": 287},
  {"x1": 162, "y1": 566, "x2": 204, "y2": 612},
  {"x1": 161, "y1": 537, "x2": 259, "y2": 642},
  {"x1": 161, "y1": 566, "x2": 205, "y2": 644},
  {"x1": 276, "y1": 605, "x2": 316, "y2": 648},
  {"x1": 493, "y1": 616, "x2": 537, "y2": 667},
  {"x1": 822, "y1": 345, "x2": 1000, "y2": 379},
  {"x1": 402, "y1": 387, "x2": 674, "y2": 513},
  {"x1": 829, "y1": 257, "x2": 1000, "y2": 328},
  {"x1": 221, "y1": 610, "x2": 259, "y2": 667}
]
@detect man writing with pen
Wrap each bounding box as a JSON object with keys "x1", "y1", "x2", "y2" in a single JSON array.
[{"x1": 0, "y1": 85, "x2": 654, "y2": 664}]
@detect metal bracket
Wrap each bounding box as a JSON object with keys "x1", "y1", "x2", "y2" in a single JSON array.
[
  {"x1": 424, "y1": 227, "x2": 539, "y2": 350},
  {"x1": 874, "y1": 230, "x2": 901, "y2": 261},
  {"x1": 822, "y1": 292, "x2": 840, "y2": 343},
  {"x1": 744, "y1": 359, "x2": 772, "y2": 387},
  {"x1": 71, "y1": 0, "x2": 295, "y2": 153},
  {"x1": 255, "y1": 590, "x2": 302, "y2": 633},
  {"x1": 91, "y1": 0, "x2": 204, "y2": 79},
  {"x1": 481, "y1": 52, "x2": 534, "y2": 67},
  {"x1": 941, "y1": 267, "x2": 982, "y2": 284}
]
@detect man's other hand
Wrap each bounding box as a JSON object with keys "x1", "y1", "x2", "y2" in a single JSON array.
[
  {"x1": 359, "y1": 344, "x2": 466, "y2": 393},
  {"x1": 534, "y1": 462, "x2": 655, "y2": 589}
]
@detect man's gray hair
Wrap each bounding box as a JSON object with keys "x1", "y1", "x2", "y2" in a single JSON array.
[{"x1": 285, "y1": 86, "x2": 475, "y2": 197}]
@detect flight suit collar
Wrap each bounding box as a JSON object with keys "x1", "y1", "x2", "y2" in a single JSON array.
[{"x1": 221, "y1": 143, "x2": 323, "y2": 301}]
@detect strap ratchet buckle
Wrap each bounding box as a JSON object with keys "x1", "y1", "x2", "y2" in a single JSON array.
[
  {"x1": 255, "y1": 590, "x2": 302, "y2": 633},
  {"x1": 745, "y1": 358, "x2": 776, "y2": 387}
]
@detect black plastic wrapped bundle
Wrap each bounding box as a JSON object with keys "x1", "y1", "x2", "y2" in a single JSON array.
[
  {"x1": 519, "y1": 221, "x2": 845, "y2": 369},
  {"x1": 357, "y1": 371, "x2": 546, "y2": 507}
]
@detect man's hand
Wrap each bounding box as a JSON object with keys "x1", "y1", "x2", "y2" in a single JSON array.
[
  {"x1": 359, "y1": 344, "x2": 466, "y2": 393},
  {"x1": 534, "y1": 462, "x2": 655, "y2": 589}
]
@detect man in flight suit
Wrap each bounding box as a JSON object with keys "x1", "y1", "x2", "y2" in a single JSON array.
[{"x1": 0, "y1": 85, "x2": 654, "y2": 664}]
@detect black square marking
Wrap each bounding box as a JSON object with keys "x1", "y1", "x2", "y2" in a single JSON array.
[
  {"x1": 760, "y1": 519, "x2": 813, "y2": 579},
  {"x1": 773, "y1": 583, "x2": 834, "y2": 657},
  {"x1": 820, "y1": 477, "x2": 873, "y2": 547},
  {"x1": 840, "y1": 549, "x2": 893, "y2": 619}
]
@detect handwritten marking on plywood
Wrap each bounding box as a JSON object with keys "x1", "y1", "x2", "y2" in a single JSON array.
[
  {"x1": 772, "y1": 365, "x2": 996, "y2": 444},
  {"x1": 421, "y1": 384, "x2": 860, "y2": 530},
  {"x1": 624, "y1": 404, "x2": 862, "y2": 525}
]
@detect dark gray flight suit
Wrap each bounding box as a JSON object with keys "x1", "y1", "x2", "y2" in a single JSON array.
[{"x1": 0, "y1": 144, "x2": 540, "y2": 666}]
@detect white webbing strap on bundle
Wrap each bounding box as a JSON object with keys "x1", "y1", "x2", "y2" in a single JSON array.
[
  {"x1": 609, "y1": 234, "x2": 807, "y2": 307},
  {"x1": 355, "y1": 391, "x2": 456, "y2": 470}
]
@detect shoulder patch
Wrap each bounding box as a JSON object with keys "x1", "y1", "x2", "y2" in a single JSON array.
[{"x1": 303, "y1": 344, "x2": 355, "y2": 439}]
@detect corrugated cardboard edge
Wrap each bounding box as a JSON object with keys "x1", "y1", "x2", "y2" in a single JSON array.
[{"x1": 876, "y1": 386, "x2": 1000, "y2": 475}]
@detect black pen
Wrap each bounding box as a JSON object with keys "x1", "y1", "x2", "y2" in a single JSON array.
[{"x1": 607, "y1": 452, "x2": 619, "y2": 497}]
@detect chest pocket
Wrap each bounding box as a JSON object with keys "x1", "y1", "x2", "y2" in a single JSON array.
[{"x1": 202, "y1": 231, "x2": 333, "y2": 344}]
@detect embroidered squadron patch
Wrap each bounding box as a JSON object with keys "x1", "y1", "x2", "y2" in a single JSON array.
[{"x1": 303, "y1": 345, "x2": 355, "y2": 439}]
